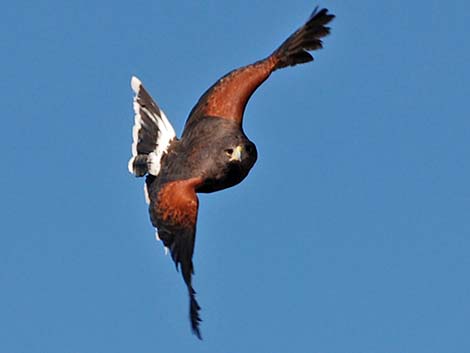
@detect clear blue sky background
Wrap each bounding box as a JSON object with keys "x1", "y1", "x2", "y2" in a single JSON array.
[{"x1": 1, "y1": 0, "x2": 469, "y2": 352}]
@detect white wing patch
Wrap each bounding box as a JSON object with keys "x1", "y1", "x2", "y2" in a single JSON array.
[{"x1": 128, "y1": 76, "x2": 176, "y2": 177}]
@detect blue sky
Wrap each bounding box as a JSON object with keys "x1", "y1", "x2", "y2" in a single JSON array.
[{"x1": 1, "y1": 0, "x2": 469, "y2": 352}]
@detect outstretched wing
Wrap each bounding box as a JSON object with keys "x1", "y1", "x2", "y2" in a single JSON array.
[
  {"x1": 183, "y1": 7, "x2": 334, "y2": 129},
  {"x1": 150, "y1": 177, "x2": 204, "y2": 339},
  {"x1": 128, "y1": 76, "x2": 176, "y2": 177}
]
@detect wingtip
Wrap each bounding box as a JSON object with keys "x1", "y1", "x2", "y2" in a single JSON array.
[
  {"x1": 193, "y1": 326, "x2": 203, "y2": 340},
  {"x1": 131, "y1": 75, "x2": 142, "y2": 93},
  {"x1": 309, "y1": 5, "x2": 320, "y2": 18},
  {"x1": 311, "y1": 7, "x2": 335, "y2": 22},
  {"x1": 189, "y1": 290, "x2": 203, "y2": 340}
]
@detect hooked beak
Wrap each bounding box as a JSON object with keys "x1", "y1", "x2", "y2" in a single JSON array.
[{"x1": 229, "y1": 145, "x2": 243, "y2": 162}]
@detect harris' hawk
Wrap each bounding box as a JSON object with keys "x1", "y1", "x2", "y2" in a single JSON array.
[{"x1": 128, "y1": 7, "x2": 335, "y2": 339}]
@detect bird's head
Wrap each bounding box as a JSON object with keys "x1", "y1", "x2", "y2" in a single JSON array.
[
  {"x1": 197, "y1": 138, "x2": 258, "y2": 193},
  {"x1": 223, "y1": 141, "x2": 257, "y2": 171}
]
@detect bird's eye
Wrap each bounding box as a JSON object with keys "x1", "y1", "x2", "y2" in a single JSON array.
[
  {"x1": 245, "y1": 145, "x2": 252, "y2": 153},
  {"x1": 225, "y1": 148, "x2": 233, "y2": 157}
]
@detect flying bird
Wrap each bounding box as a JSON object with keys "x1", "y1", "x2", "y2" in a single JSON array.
[{"x1": 128, "y1": 7, "x2": 334, "y2": 339}]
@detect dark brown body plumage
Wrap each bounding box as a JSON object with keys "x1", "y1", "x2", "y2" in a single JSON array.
[
  {"x1": 128, "y1": 7, "x2": 335, "y2": 339},
  {"x1": 156, "y1": 117, "x2": 257, "y2": 192}
]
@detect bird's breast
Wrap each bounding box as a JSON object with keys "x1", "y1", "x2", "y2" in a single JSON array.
[{"x1": 197, "y1": 162, "x2": 250, "y2": 193}]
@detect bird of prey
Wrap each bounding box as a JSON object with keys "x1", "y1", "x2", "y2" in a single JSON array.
[{"x1": 128, "y1": 7, "x2": 334, "y2": 339}]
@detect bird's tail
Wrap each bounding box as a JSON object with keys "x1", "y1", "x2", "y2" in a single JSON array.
[
  {"x1": 128, "y1": 76, "x2": 176, "y2": 177},
  {"x1": 272, "y1": 7, "x2": 335, "y2": 70}
]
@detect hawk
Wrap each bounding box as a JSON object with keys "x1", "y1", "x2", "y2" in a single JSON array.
[{"x1": 128, "y1": 7, "x2": 334, "y2": 339}]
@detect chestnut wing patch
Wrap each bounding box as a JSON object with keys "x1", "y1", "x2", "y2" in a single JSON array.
[
  {"x1": 185, "y1": 58, "x2": 275, "y2": 126},
  {"x1": 152, "y1": 177, "x2": 203, "y2": 339},
  {"x1": 184, "y1": 7, "x2": 334, "y2": 129}
]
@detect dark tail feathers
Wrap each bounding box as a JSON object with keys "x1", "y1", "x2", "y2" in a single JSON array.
[{"x1": 273, "y1": 7, "x2": 335, "y2": 70}]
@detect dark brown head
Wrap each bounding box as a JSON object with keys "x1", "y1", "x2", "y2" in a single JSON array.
[
  {"x1": 176, "y1": 116, "x2": 257, "y2": 193},
  {"x1": 197, "y1": 132, "x2": 257, "y2": 193}
]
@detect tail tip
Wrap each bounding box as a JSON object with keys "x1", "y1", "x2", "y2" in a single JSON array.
[
  {"x1": 127, "y1": 155, "x2": 149, "y2": 177},
  {"x1": 131, "y1": 75, "x2": 142, "y2": 93}
]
